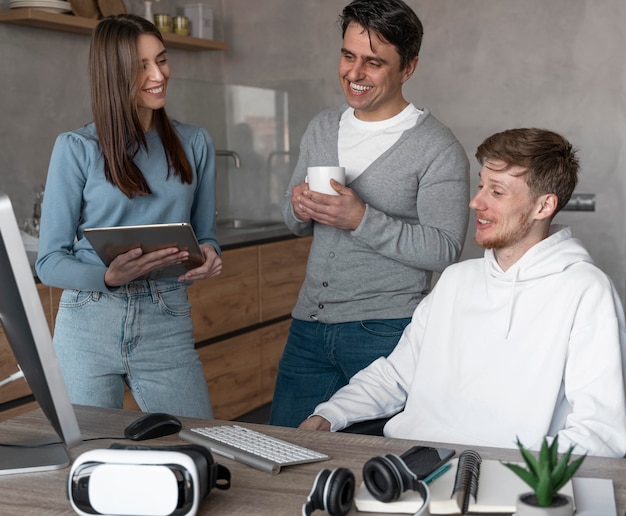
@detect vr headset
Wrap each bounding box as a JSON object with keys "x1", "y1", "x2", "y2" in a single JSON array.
[{"x1": 68, "y1": 444, "x2": 230, "y2": 516}]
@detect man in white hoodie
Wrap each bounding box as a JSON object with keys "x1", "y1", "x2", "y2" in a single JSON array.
[{"x1": 299, "y1": 128, "x2": 626, "y2": 458}]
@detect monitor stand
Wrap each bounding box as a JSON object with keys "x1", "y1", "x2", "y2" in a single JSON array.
[{"x1": 0, "y1": 437, "x2": 70, "y2": 475}]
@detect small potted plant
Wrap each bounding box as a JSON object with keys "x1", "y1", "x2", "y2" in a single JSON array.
[{"x1": 502, "y1": 435, "x2": 585, "y2": 516}]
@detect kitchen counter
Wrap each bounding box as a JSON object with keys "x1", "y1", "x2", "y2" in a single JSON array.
[{"x1": 216, "y1": 218, "x2": 294, "y2": 248}]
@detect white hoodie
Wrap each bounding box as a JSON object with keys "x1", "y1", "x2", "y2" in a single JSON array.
[{"x1": 314, "y1": 226, "x2": 626, "y2": 457}]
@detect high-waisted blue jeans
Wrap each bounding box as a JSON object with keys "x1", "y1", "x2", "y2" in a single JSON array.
[
  {"x1": 53, "y1": 280, "x2": 213, "y2": 419},
  {"x1": 270, "y1": 317, "x2": 410, "y2": 428}
]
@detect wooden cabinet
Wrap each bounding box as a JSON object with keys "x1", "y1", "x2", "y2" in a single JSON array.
[
  {"x1": 0, "y1": 284, "x2": 52, "y2": 410},
  {"x1": 182, "y1": 237, "x2": 311, "y2": 420},
  {"x1": 189, "y1": 246, "x2": 259, "y2": 342},
  {"x1": 259, "y1": 239, "x2": 310, "y2": 321},
  {"x1": 197, "y1": 318, "x2": 291, "y2": 420},
  {"x1": 0, "y1": 237, "x2": 311, "y2": 422},
  {"x1": 187, "y1": 236, "x2": 311, "y2": 342},
  {"x1": 200, "y1": 331, "x2": 263, "y2": 420}
]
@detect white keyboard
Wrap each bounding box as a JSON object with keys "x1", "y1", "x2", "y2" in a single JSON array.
[{"x1": 179, "y1": 425, "x2": 330, "y2": 474}]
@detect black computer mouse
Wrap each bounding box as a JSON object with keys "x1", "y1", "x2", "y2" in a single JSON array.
[{"x1": 124, "y1": 412, "x2": 183, "y2": 441}]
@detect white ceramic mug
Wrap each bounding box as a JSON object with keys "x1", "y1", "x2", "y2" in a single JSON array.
[{"x1": 305, "y1": 166, "x2": 346, "y2": 196}]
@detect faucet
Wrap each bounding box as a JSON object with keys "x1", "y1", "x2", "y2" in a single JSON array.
[
  {"x1": 267, "y1": 150, "x2": 298, "y2": 170},
  {"x1": 215, "y1": 150, "x2": 241, "y2": 169}
]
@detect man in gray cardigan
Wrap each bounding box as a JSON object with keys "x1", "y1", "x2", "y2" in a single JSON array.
[{"x1": 270, "y1": 0, "x2": 469, "y2": 427}]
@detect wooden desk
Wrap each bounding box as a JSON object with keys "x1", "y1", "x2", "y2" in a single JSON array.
[{"x1": 0, "y1": 406, "x2": 624, "y2": 515}]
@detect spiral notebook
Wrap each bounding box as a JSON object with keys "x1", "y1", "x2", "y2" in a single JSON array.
[{"x1": 428, "y1": 450, "x2": 574, "y2": 515}]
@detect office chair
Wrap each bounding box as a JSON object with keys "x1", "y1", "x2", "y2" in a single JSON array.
[{"x1": 339, "y1": 417, "x2": 392, "y2": 436}]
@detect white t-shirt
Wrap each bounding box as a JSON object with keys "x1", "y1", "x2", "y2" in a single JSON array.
[{"x1": 338, "y1": 104, "x2": 422, "y2": 183}]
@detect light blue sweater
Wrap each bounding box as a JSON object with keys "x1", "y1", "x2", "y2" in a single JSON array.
[
  {"x1": 36, "y1": 121, "x2": 219, "y2": 292},
  {"x1": 283, "y1": 106, "x2": 470, "y2": 323}
]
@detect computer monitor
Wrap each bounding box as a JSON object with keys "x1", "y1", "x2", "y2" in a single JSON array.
[{"x1": 0, "y1": 192, "x2": 82, "y2": 475}]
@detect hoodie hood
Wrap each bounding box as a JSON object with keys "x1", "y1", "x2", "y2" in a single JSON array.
[
  {"x1": 484, "y1": 225, "x2": 593, "y2": 280},
  {"x1": 483, "y1": 225, "x2": 593, "y2": 337}
]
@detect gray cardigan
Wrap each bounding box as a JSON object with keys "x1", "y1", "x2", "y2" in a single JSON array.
[{"x1": 282, "y1": 106, "x2": 469, "y2": 323}]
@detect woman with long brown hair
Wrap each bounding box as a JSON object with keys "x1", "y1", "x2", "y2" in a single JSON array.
[{"x1": 36, "y1": 14, "x2": 220, "y2": 418}]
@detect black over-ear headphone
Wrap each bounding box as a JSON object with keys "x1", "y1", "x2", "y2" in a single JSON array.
[
  {"x1": 302, "y1": 467, "x2": 355, "y2": 516},
  {"x1": 362, "y1": 453, "x2": 430, "y2": 507},
  {"x1": 303, "y1": 449, "x2": 433, "y2": 516}
]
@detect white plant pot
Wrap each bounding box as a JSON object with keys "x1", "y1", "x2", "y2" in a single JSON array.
[{"x1": 515, "y1": 492, "x2": 574, "y2": 516}]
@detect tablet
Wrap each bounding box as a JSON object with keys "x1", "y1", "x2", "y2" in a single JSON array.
[{"x1": 83, "y1": 223, "x2": 205, "y2": 279}]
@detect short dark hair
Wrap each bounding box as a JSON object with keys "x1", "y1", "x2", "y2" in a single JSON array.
[
  {"x1": 475, "y1": 128, "x2": 579, "y2": 214},
  {"x1": 339, "y1": 0, "x2": 423, "y2": 69}
]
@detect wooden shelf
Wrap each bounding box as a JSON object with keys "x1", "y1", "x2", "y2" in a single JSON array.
[{"x1": 0, "y1": 8, "x2": 227, "y2": 51}]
